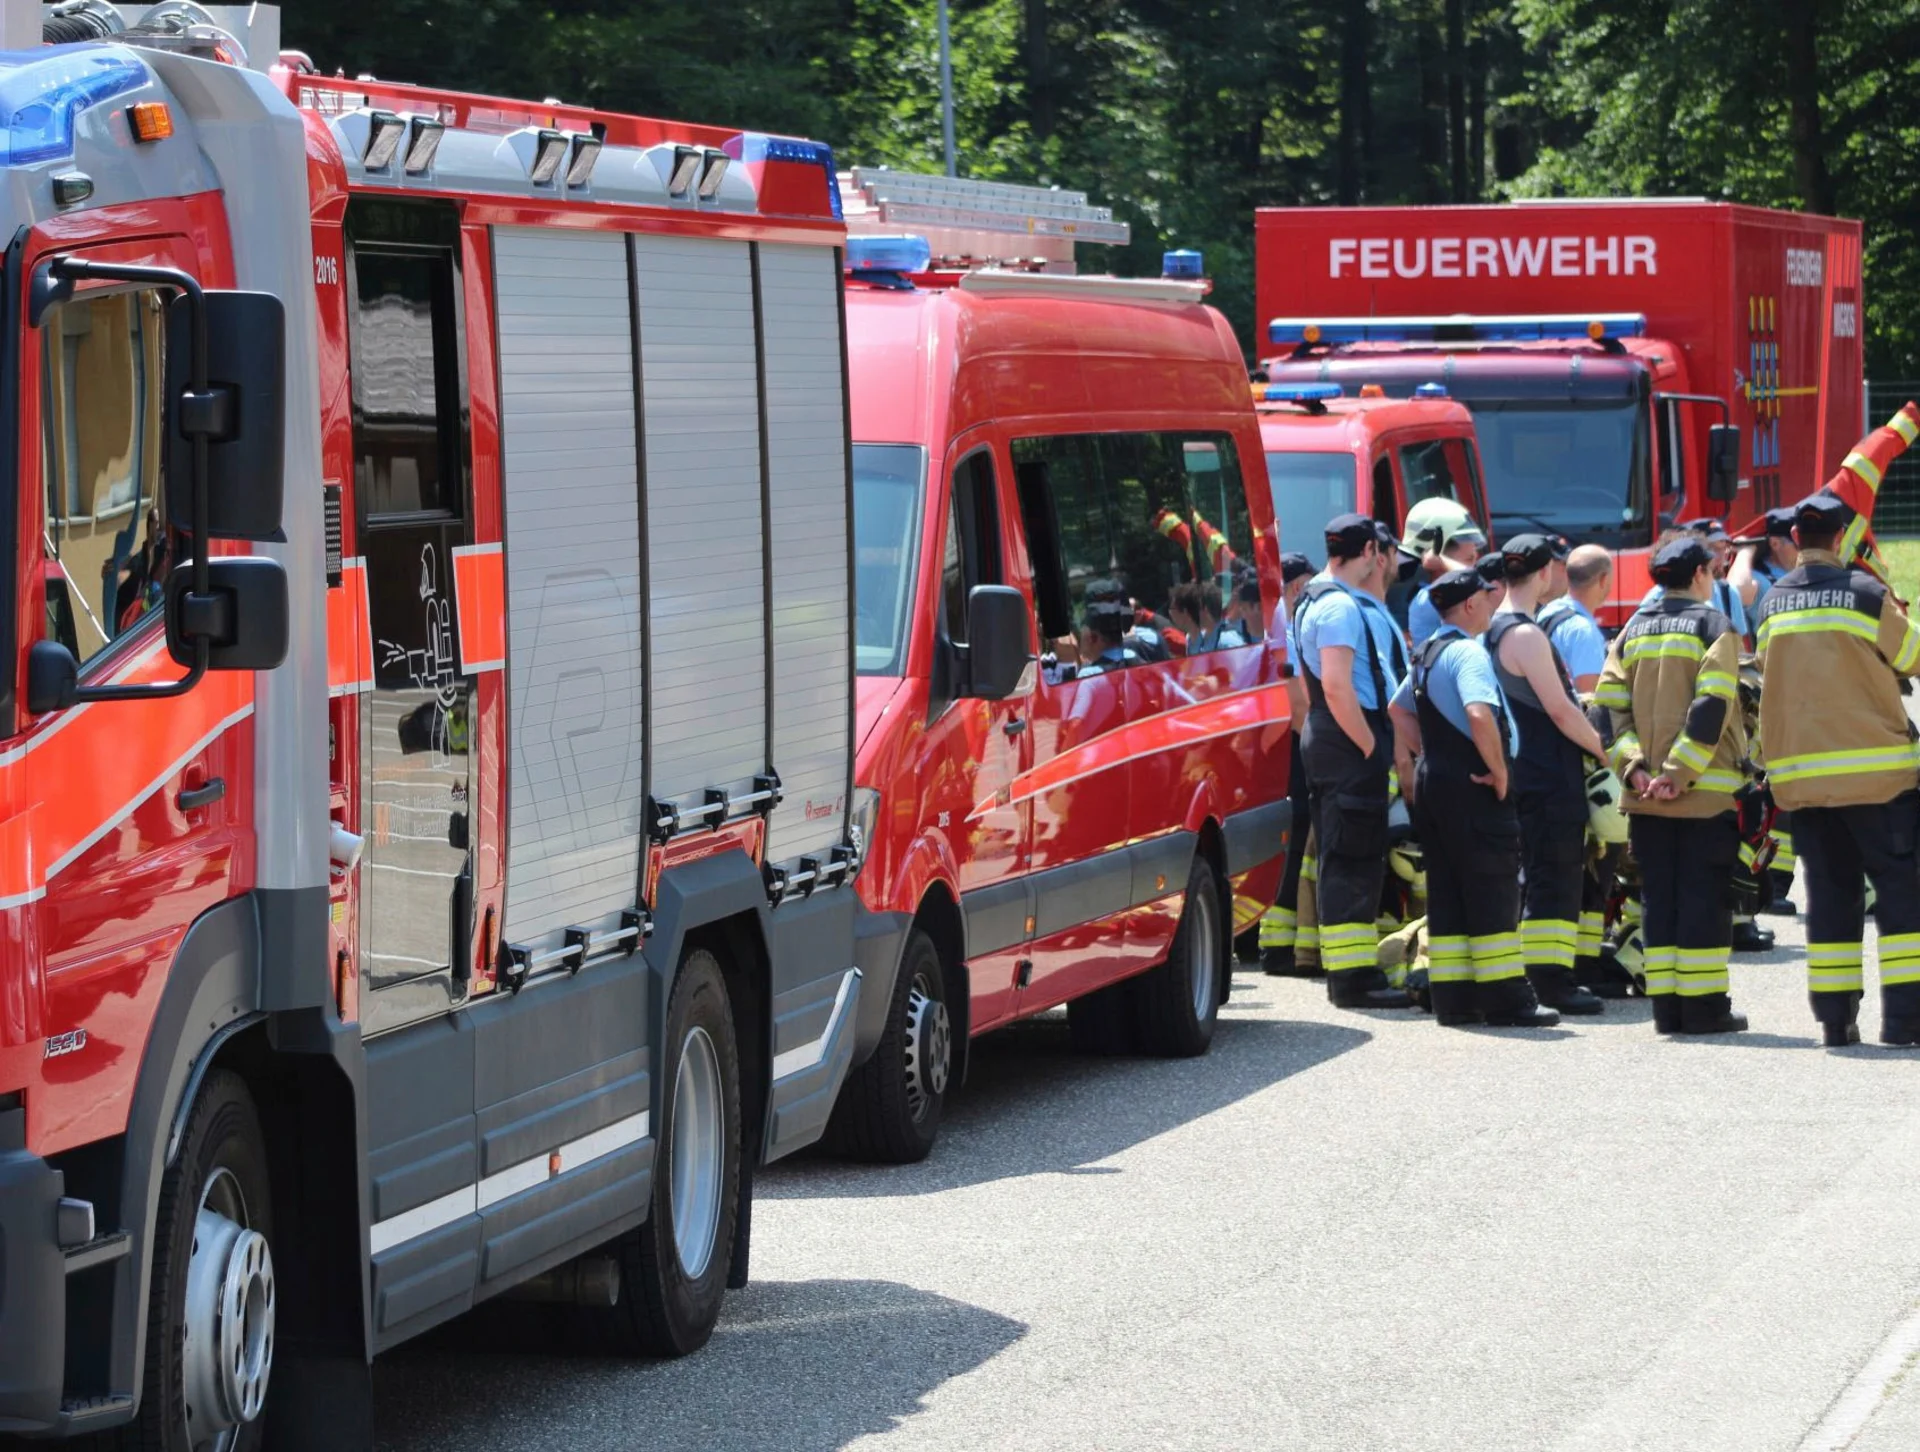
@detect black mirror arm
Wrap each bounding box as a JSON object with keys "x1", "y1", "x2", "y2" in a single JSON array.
[{"x1": 44, "y1": 257, "x2": 216, "y2": 703}]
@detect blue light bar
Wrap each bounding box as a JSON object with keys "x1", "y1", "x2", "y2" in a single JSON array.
[
  {"x1": 1414, "y1": 382, "x2": 1449, "y2": 399},
  {"x1": 726, "y1": 131, "x2": 844, "y2": 219},
  {"x1": 1268, "y1": 313, "x2": 1648, "y2": 347},
  {"x1": 0, "y1": 47, "x2": 147, "y2": 166},
  {"x1": 1162, "y1": 248, "x2": 1204, "y2": 279},
  {"x1": 1261, "y1": 382, "x2": 1343, "y2": 404},
  {"x1": 846, "y1": 233, "x2": 932, "y2": 277}
]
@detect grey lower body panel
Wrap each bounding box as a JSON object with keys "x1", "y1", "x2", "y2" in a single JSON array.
[
  {"x1": 1223, "y1": 797, "x2": 1292, "y2": 878},
  {"x1": 851, "y1": 904, "x2": 911, "y2": 1064},
  {"x1": 763, "y1": 889, "x2": 863, "y2": 1163},
  {"x1": 0, "y1": 1109, "x2": 64, "y2": 1434}
]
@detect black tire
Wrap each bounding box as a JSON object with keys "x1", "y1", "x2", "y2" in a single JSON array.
[
  {"x1": 825, "y1": 929, "x2": 949, "y2": 1164},
  {"x1": 1132, "y1": 859, "x2": 1224, "y2": 1058},
  {"x1": 1067, "y1": 980, "x2": 1138, "y2": 1056},
  {"x1": 601, "y1": 947, "x2": 742, "y2": 1358},
  {"x1": 120, "y1": 1068, "x2": 274, "y2": 1452}
]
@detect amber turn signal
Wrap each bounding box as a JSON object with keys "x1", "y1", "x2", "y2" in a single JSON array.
[{"x1": 128, "y1": 102, "x2": 174, "y2": 143}]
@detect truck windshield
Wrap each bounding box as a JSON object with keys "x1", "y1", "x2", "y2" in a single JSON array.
[
  {"x1": 1471, "y1": 400, "x2": 1650, "y2": 549},
  {"x1": 853, "y1": 443, "x2": 927, "y2": 676},
  {"x1": 1265, "y1": 451, "x2": 1356, "y2": 567}
]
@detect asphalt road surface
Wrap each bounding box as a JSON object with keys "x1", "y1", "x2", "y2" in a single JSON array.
[{"x1": 374, "y1": 890, "x2": 1920, "y2": 1452}]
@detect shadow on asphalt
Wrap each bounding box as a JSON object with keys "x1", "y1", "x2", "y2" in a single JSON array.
[
  {"x1": 764, "y1": 1011, "x2": 1369, "y2": 1200},
  {"x1": 372, "y1": 1277, "x2": 1025, "y2": 1452}
]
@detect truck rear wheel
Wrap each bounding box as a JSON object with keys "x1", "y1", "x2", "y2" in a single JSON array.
[
  {"x1": 131, "y1": 1068, "x2": 276, "y2": 1452},
  {"x1": 1067, "y1": 981, "x2": 1138, "y2": 1056},
  {"x1": 1132, "y1": 859, "x2": 1224, "y2": 1058},
  {"x1": 603, "y1": 947, "x2": 742, "y2": 1358},
  {"x1": 824, "y1": 929, "x2": 949, "y2": 1164}
]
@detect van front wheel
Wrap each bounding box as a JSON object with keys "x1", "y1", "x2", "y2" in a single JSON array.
[
  {"x1": 1133, "y1": 859, "x2": 1224, "y2": 1057},
  {"x1": 825, "y1": 930, "x2": 949, "y2": 1164}
]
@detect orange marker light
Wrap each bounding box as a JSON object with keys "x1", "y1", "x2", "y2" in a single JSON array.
[
  {"x1": 1302, "y1": 323, "x2": 1322, "y2": 344},
  {"x1": 1359, "y1": 383, "x2": 1386, "y2": 399},
  {"x1": 128, "y1": 103, "x2": 173, "y2": 143},
  {"x1": 1587, "y1": 319, "x2": 1606, "y2": 340}
]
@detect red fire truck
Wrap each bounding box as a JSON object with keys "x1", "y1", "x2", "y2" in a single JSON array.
[
  {"x1": 0, "y1": 4, "x2": 867, "y2": 1444},
  {"x1": 834, "y1": 174, "x2": 1291, "y2": 1163},
  {"x1": 1256, "y1": 201, "x2": 1866, "y2": 618}
]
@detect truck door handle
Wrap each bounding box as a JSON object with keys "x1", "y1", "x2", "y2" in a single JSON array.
[
  {"x1": 1003, "y1": 717, "x2": 1027, "y2": 737},
  {"x1": 177, "y1": 778, "x2": 226, "y2": 812}
]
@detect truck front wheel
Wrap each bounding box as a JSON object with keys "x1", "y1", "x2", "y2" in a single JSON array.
[
  {"x1": 824, "y1": 929, "x2": 949, "y2": 1164},
  {"x1": 134, "y1": 1067, "x2": 276, "y2": 1452}
]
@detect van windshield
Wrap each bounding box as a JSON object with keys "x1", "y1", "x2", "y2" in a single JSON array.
[
  {"x1": 1265, "y1": 451, "x2": 1357, "y2": 567},
  {"x1": 853, "y1": 443, "x2": 927, "y2": 676},
  {"x1": 1472, "y1": 400, "x2": 1650, "y2": 549}
]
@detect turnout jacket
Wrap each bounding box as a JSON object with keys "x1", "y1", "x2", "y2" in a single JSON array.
[
  {"x1": 1595, "y1": 596, "x2": 1746, "y2": 818},
  {"x1": 1754, "y1": 549, "x2": 1920, "y2": 810}
]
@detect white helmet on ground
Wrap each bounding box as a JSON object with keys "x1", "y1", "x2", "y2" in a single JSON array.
[{"x1": 1587, "y1": 766, "x2": 1629, "y2": 845}]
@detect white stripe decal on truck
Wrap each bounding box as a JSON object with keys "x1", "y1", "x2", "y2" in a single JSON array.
[{"x1": 772, "y1": 968, "x2": 860, "y2": 1080}]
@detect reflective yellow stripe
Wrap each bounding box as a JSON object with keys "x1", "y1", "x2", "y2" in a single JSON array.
[
  {"x1": 1808, "y1": 941, "x2": 1862, "y2": 965},
  {"x1": 1697, "y1": 670, "x2": 1738, "y2": 700},
  {"x1": 1669, "y1": 736, "x2": 1712, "y2": 772},
  {"x1": 1608, "y1": 732, "x2": 1643, "y2": 775},
  {"x1": 1695, "y1": 769, "x2": 1744, "y2": 793},
  {"x1": 1642, "y1": 944, "x2": 1677, "y2": 995},
  {"x1": 1844, "y1": 450, "x2": 1884, "y2": 490},
  {"x1": 1576, "y1": 910, "x2": 1604, "y2": 956},
  {"x1": 1300, "y1": 853, "x2": 1318, "y2": 884},
  {"x1": 1622, "y1": 639, "x2": 1706, "y2": 663},
  {"x1": 1895, "y1": 624, "x2": 1920, "y2": 674},
  {"x1": 1810, "y1": 968, "x2": 1865, "y2": 992},
  {"x1": 1593, "y1": 683, "x2": 1630, "y2": 709},
  {"x1": 1674, "y1": 944, "x2": 1731, "y2": 997},
  {"x1": 1757, "y1": 609, "x2": 1878, "y2": 646},
  {"x1": 1429, "y1": 934, "x2": 1472, "y2": 982},
  {"x1": 1769, "y1": 744, "x2": 1920, "y2": 782},
  {"x1": 1894, "y1": 410, "x2": 1920, "y2": 446},
  {"x1": 1259, "y1": 907, "x2": 1296, "y2": 949},
  {"x1": 1884, "y1": 962, "x2": 1920, "y2": 987},
  {"x1": 1879, "y1": 932, "x2": 1920, "y2": 953}
]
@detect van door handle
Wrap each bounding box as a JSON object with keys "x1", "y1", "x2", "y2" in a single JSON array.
[
  {"x1": 1003, "y1": 717, "x2": 1027, "y2": 737},
  {"x1": 177, "y1": 778, "x2": 226, "y2": 812}
]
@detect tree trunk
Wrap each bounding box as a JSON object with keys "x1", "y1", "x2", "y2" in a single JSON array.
[
  {"x1": 1419, "y1": 18, "x2": 1447, "y2": 202},
  {"x1": 1336, "y1": 0, "x2": 1371, "y2": 204},
  {"x1": 1780, "y1": 0, "x2": 1836, "y2": 214},
  {"x1": 1026, "y1": 0, "x2": 1053, "y2": 142},
  {"x1": 1468, "y1": 36, "x2": 1486, "y2": 199},
  {"x1": 1446, "y1": 0, "x2": 1468, "y2": 202}
]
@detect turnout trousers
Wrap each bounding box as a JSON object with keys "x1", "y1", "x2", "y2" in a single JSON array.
[
  {"x1": 1260, "y1": 747, "x2": 1315, "y2": 957},
  {"x1": 1628, "y1": 812, "x2": 1738, "y2": 1027},
  {"x1": 1517, "y1": 791, "x2": 1587, "y2": 983},
  {"x1": 1412, "y1": 769, "x2": 1524, "y2": 1020},
  {"x1": 1792, "y1": 792, "x2": 1920, "y2": 1037},
  {"x1": 1302, "y1": 705, "x2": 1391, "y2": 985}
]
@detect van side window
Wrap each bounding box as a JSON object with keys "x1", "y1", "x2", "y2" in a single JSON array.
[
  {"x1": 941, "y1": 450, "x2": 1003, "y2": 645},
  {"x1": 1012, "y1": 430, "x2": 1255, "y2": 657},
  {"x1": 1399, "y1": 437, "x2": 1471, "y2": 509},
  {"x1": 40, "y1": 288, "x2": 171, "y2": 667},
  {"x1": 1371, "y1": 455, "x2": 1400, "y2": 536}
]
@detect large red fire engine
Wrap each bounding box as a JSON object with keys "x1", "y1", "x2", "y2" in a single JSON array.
[
  {"x1": 832, "y1": 174, "x2": 1291, "y2": 1162},
  {"x1": 1256, "y1": 201, "x2": 1866, "y2": 619},
  {"x1": 0, "y1": 4, "x2": 868, "y2": 1444}
]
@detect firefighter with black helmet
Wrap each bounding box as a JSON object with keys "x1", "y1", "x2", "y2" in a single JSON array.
[
  {"x1": 1487, "y1": 534, "x2": 1609, "y2": 1015},
  {"x1": 1389, "y1": 568, "x2": 1561, "y2": 1028},
  {"x1": 1755, "y1": 491, "x2": 1920, "y2": 1048},
  {"x1": 1595, "y1": 534, "x2": 1750, "y2": 1035},
  {"x1": 1293, "y1": 513, "x2": 1412, "y2": 1010}
]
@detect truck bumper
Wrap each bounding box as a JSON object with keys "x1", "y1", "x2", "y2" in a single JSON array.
[
  {"x1": 851, "y1": 905, "x2": 910, "y2": 1065},
  {"x1": 0, "y1": 1107, "x2": 66, "y2": 1435}
]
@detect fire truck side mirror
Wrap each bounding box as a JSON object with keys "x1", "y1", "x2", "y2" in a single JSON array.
[
  {"x1": 964, "y1": 585, "x2": 1035, "y2": 701},
  {"x1": 165, "y1": 290, "x2": 287, "y2": 541},
  {"x1": 26, "y1": 640, "x2": 77, "y2": 715},
  {"x1": 165, "y1": 557, "x2": 291, "y2": 673},
  {"x1": 1707, "y1": 424, "x2": 1742, "y2": 504}
]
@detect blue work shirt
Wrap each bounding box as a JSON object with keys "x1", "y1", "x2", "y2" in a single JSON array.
[
  {"x1": 1407, "y1": 585, "x2": 1442, "y2": 647},
  {"x1": 1296, "y1": 573, "x2": 1404, "y2": 711},
  {"x1": 1536, "y1": 596, "x2": 1607, "y2": 683},
  {"x1": 1639, "y1": 579, "x2": 1747, "y2": 636},
  {"x1": 1392, "y1": 627, "x2": 1521, "y2": 757}
]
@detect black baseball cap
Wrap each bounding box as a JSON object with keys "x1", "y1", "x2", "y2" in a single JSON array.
[
  {"x1": 1476, "y1": 553, "x2": 1507, "y2": 585},
  {"x1": 1084, "y1": 577, "x2": 1126, "y2": 604},
  {"x1": 1324, "y1": 512, "x2": 1376, "y2": 560},
  {"x1": 1500, "y1": 533, "x2": 1554, "y2": 577},
  {"x1": 1681, "y1": 516, "x2": 1730, "y2": 543},
  {"x1": 1548, "y1": 535, "x2": 1572, "y2": 562},
  {"x1": 1430, "y1": 566, "x2": 1492, "y2": 613},
  {"x1": 1280, "y1": 550, "x2": 1315, "y2": 584},
  {"x1": 1651, "y1": 535, "x2": 1712, "y2": 586},
  {"x1": 1763, "y1": 506, "x2": 1798, "y2": 539},
  {"x1": 1794, "y1": 491, "x2": 1854, "y2": 532},
  {"x1": 1083, "y1": 599, "x2": 1135, "y2": 635}
]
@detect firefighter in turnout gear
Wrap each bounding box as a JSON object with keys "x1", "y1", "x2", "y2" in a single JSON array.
[
  {"x1": 1596, "y1": 536, "x2": 1750, "y2": 1035},
  {"x1": 1487, "y1": 534, "x2": 1609, "y2": 1015},
  {"x1": 1263, "y1": 552, "x2": 1321, "y2": 975},
  {"x1": 1756, "y1": 490, "x2": 1920, "y2": 1048},
  {"x1": 1390, "y1": 568, "x2": 1561, "y2": 1027},
  {"x1": 1294, "y1": 514, "x2": 1413, "y2": 1009}
]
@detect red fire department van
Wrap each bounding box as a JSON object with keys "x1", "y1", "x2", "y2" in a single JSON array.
[
  {"x1": 834, "y1": 175, "x2": 1291, "y2": 1163},
  {"x1": 1255, "y1": 200, "x2": 1865, "y2": 618},
  {"x1": 1256, "y1": 382, "x2": 1491, "y2": 569},
  {"x1": 1, "y1": 4, "x2": 866, "y2": 1444}
]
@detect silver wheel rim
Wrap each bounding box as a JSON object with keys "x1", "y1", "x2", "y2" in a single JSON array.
[
  {"x1": 181, "y1": 1167, "x2": 274, "y2": 1452},
  {"x1": 1189, "y1": 884, "x2": 1219, "y2": 1021},
  {"x1": 671, "y1": 1026, "x2": 724, "y2": 1280},
  {"x1": 903, "y1": 972, "x2": 951, "y2": 1124}
]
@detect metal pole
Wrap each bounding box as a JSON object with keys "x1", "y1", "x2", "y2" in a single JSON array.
[{"x1": 937, "y1": 0, "x2": 957, "y2": 177}]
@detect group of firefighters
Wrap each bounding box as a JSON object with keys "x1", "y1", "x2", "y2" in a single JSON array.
[{"x1": 1257, "y1": 404, "x2": 1920, "y2": 1047}]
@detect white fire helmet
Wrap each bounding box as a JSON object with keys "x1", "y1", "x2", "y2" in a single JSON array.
[{"x1": 1587, "y1": 766, "x2": 1629, "y2": 844}]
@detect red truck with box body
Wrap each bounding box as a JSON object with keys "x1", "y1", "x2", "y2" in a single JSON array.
[{"x1": 1256, "y1": 201, "x2": 1865, "y2": 619}]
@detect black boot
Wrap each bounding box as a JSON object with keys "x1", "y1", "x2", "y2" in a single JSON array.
[
  {"x1": 1677, "y1": 993, "x2": 1748, "y2": 1035},
  {"x1": 1261, "y1": 946, "x2": 1294, "y2": 976},
  {"x1": 1650, "y1": 994, "x2": 1683, "y2": 1034},
  {"x1": 1528, "y1": 965, "x2": 1604, "y2": 1015},
  {"x1": 1575, "y1": 954, "x2": 1631, "y2": 999},
  {"x1": 1811, "y1": 990, "x2": 1863, "y2": 1048},
  {"x1": 1880, "y1": 986, "x2": 1920, "y2": 1047},
  {"x1": 1762, "y1": 870, "x2": 1797, "y2": 914},
  {"x1": 1478, "y1": 976, "x2": 1562, "y2": 1028},
  {"x1": 1326, "y1": 968, "x2": 1412, "y2": 1010},
  {"x1": 1429, "y1": 979, "x2": 1480, "y2": 1027},
  {"x1": 1730, "y1": 919, "x2": 1775, "y2": 954}
]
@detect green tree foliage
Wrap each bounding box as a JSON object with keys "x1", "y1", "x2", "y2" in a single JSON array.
[{"x1": 285, "y1": 1, "x2": 1920, "y2": 373}]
